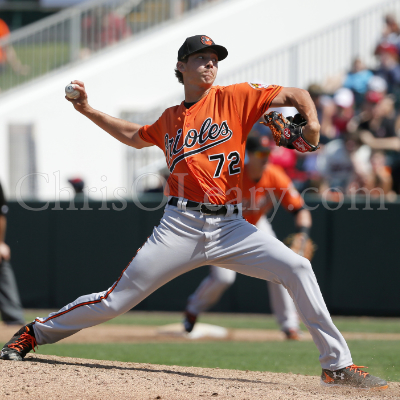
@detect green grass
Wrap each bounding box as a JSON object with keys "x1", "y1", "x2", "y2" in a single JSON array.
[
  {"x1": 0, "y1": 43, "x2": 70, "y2": 92},
  {"x1": 25, "y1": 310, "x2": 400, "y2": 333},
  {"x1": 24, "y1": 311, "x2": 400, "y2": 381},
  {"x1": 34, "y1": 341, "x2": 400, "y2": 382}
]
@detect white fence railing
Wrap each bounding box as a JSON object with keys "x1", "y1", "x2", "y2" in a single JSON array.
[
  {"x1": 124, "y1": 0, "x2": 400, "y2": 192},
  {"x1": 218, "y1": 0, "x2": 400, "y2": 88},
  {"x1": 0, "y1": 0, "x2": 224, "y2": 94}
]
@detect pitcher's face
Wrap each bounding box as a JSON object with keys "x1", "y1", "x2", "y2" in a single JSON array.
[{"x1": 179, "y1": 49, "x2": 218, "y2": 88}]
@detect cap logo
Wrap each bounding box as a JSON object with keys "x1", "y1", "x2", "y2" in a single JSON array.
[{"x1": 201, "y1": 36, "x2": 213, "y2": 46}]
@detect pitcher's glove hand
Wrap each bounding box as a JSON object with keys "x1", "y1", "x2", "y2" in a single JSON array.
[
  {"x1": 283, "y1": 233, "x2": 317, "y2": 261},
  {"x1": 261, "y1": 111, "x2": 319, "y2": 153}
]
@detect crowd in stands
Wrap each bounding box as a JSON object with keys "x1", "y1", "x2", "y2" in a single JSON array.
[
  {"x1": 2, "y1": 10, "x2": 400, "y2": 202},
  {"x1": 255, "y1": 14, "x2": 400, "y2": 201}
]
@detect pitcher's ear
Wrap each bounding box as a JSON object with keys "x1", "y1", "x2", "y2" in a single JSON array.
[{"x1": 176, "y1": 61, "x2": 185, "y2": 73}]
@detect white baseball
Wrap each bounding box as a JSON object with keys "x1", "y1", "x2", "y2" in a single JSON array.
[{"x1": 65, "y1": 84, "x2": 80, "y2": 99}]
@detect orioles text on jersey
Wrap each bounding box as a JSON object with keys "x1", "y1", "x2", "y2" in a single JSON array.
[
  {"x1": 138, "y1": 83, "x2": 283, "y2": 204},
  {"x1": 165, "y1": 118, "x2": 233, "y2": 172}
]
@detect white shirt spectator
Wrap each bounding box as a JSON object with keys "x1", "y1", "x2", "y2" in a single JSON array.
[{"x1": 317, "y1": 139, "x2": 371, "y2": 191}]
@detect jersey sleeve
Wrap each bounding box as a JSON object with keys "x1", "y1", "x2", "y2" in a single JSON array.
[
  {"x1": 233, "y1": 83, "x2": 282, "y2": 134},
  {"x1": 138, "y1": 120, "x2": 162, "y2": 148},
  {"x1": 270, "y1": 165, "x2": 303, "y2": 212}
]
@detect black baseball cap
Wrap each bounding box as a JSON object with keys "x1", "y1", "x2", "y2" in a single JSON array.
[
  {"x1": 177, "y1": 35, "x2": 228, "y2": 61},
  {"x1": 246, "y1": 136, "x2": 272, "y2": 152}
]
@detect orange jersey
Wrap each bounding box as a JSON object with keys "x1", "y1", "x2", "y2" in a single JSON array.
[
  {"x1": 0, "y1": 19, "x2": 10, "y2": 63},
  {"x1": 242, "y1": 163, "x2": 303, "y2": 225},
  {"x1": 139, "y1": 83, "x2": 282, "y2": 204}
]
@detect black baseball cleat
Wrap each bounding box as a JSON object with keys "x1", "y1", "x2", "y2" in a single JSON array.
[
  {"x1": 0, "y1": 323, "x2": 37, "y2": 361},
  {"x1": 183, "y1": 311, "x2": 197, "y2": 333},
  {"x1": 321, "y1": 364, "x2": 388, "y2": 390}
]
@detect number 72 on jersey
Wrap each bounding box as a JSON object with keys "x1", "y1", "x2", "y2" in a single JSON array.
[{"x1": 209, "y1": 152, "x2": 241, "y2": 178}]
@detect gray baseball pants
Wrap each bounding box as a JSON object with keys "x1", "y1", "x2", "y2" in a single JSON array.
[
  {"x1": 186, "y1": 215, "x2": 299, "y2": 332},
  {"x1": 33, "y1": 203, "x2": 352, "y2": 370}
]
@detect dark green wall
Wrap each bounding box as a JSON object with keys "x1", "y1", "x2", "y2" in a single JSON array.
[{"x1": 5, "y1": 197, "x2": 400, "y2": 316}]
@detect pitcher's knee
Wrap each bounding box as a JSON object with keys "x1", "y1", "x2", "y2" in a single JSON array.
[
  {"x1": 213, "y1": 272, "x2": 236, "y2": 286},
  {"x1": 299, "y1": 257, "x2": 313, "y2": 272},
  {"x1": 287, "y1": 256, "x2": 314, "y2": 279}
]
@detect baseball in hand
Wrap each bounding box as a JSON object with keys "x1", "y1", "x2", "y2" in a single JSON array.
[{"x1": 65, "y1": 84, "x2": 80, "y2": 99}]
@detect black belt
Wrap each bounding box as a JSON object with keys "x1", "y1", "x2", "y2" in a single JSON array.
[{"x1": 168, "y1": 197, "x2": 239, "y2": 216}]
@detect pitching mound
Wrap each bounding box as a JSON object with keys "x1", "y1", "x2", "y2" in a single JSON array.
[
  {"x1": 157, "y1": 322, "x2": 229, "y2": 339},
  {"x1": 0, "y1": 354, "x2": 398, "y2": 399}
]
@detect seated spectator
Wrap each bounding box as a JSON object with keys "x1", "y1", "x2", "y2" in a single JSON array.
[
  {"x1": 363, "y1": 150, "x2": 396, "y2": 200},
  {"x1": 101, "y1": 12, "x2": 131, "y2": 46},
  {"x1": 343, "y1": 58, "x2": 373, "y2": 109},
  {"x1": 81, "y1": 9, "x2": 131, "y2": 55},
  {"x1": 377, "y1": 15, "x2": 400, "y2": 49},
  {"x1": 332, "y1": 88, "x2": 355, "y2": 137},
  {"x1": 309, "y1": 86, "x2": 355, "y2": 141},
  {"x1": 375, "y1": 43, "x2": 400, "y2": 109},
  {"x1": 350, "y1": 94, "x2": 400, "y2": 194},
  {"x1": 368, "y1": 75, "x2": 388, "y2": 95},
  {"x1": 353, "y1": 94, "x2": 400, "y2": 153},
  {"x1": 316, "y1": 131, "x2": 371, "y2": 197}
]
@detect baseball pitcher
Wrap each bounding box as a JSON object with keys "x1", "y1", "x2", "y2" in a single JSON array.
[{"x1": 0, "y1": 35, "x2": 387, "y2": 390}]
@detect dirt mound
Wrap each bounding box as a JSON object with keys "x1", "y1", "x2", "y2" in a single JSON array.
[{"x1": 0, "y1": 354, "x2": 398, "y2": 399}]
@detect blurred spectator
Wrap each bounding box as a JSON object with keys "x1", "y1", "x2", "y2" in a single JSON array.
[
  {"x1": 374, "y1": 43, "x2": 400, "y2": 109},
  {"x1": 101, "y1": 12, "x2": 131, "y2": 46},
  {"x1": 309, "y1": 87, "x2": 355, "y2": 141},
  {"x1": 0, "y1": 182, "x2": 25, "y2": 326},
  {"x1": 354, "y1": 94, "x2": 400, "y2": 195},
  {"x1": 81, "y1": 9, "x2": 131, "y2": 55},
  {"x1": 332, "y1": 88, "x2": 355, "y2": 137},
  {"x1": 316, "y1": 131, "x2": 371, "y2": 196},
  {"x1": 368, "y1": 75, "x2": 388, "y2": 95},
  {"x1": 351, "y1": 95, "x2": 400, "y2": 153},
  {"x1": 68, "y1": 178, "x2": 85, "y2": 201},
  {"x1": 0, "y1": 18, "x2": 30, "y2": 80},
  {"x1": 343, "y1": 58, "x2": 373, "y2": 109},
  {"x1": 363, "y1": 150, "x2": 396, "y2": 200},
  {"x1": 377, "y1": 15, "x2": 400, "y2": 49}
]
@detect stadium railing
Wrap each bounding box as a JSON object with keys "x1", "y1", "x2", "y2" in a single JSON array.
[{"x1": 0, "y1": 0, "x2": 226, "y2": 95}]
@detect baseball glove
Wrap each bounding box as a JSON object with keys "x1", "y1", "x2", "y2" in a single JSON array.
[
  {"x1": 283, "y1": 233, "x2": 317, "y2": 261},
  {"x1": 261, "y1": 111, "x2": 319, "y2": 153}
]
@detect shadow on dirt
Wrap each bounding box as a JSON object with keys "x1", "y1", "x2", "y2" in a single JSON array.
[{"x1": 26, "y1": 355, "x2": 281, "y2": 386}]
